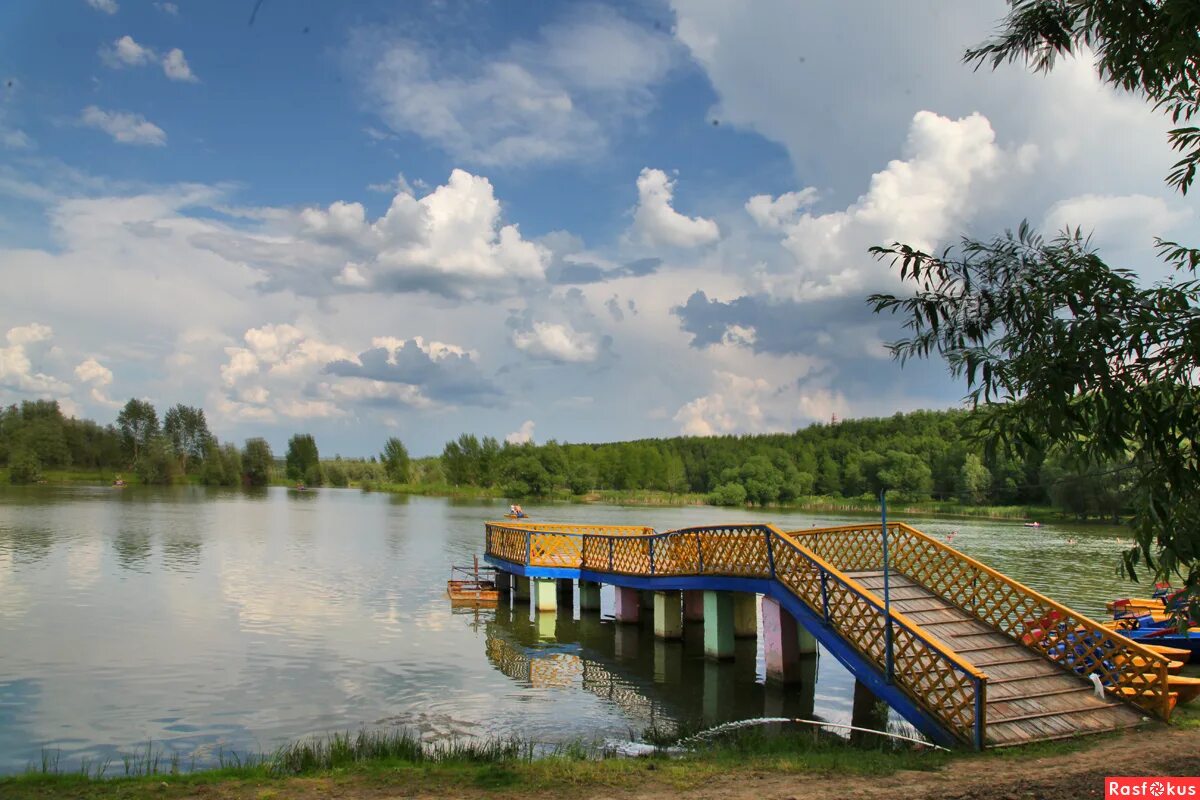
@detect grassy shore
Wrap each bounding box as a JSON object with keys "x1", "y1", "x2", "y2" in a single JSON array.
[{"x1": 0, "y1": 725, "x2": 987, "y2": 800}]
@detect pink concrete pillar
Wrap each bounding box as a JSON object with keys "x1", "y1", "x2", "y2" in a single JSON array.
[
  {"x1": 683, "y1": 590, "x2": 705, "y2": 622},
  {"x1": 762, "y1": 596, "x2": 808, "y2": 683},
  {"x1": 614, "y1": 586, "x2": 640, "y2": 624}
]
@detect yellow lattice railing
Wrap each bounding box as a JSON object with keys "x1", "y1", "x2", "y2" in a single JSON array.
[
  {"x1": 485, "y1": 520, "x2": 988, "y2": 746},
  {"x1": 788, "y1": 523, "x2": 1173, "y2": 720}
]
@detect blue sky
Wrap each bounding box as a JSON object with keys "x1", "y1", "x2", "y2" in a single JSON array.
[{"x1": 0, "y1": 0, "x2": 1194, "y2": 456}]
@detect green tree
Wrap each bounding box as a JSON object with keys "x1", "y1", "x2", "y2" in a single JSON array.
[
  {"x1": 117, "y1": 398, "x2": 159, "y2": 464},
  {"x1": 135, "y1": 435, "x2": 180, "y2": 485},
  {"x1": 502, "y1": 455, "x2": 551, "y2": 497},
  {"x1": 958, "y1": 454, "x2": 992, "y2": 505},
  {"x1": 285, "y1": 434, "x2": 320, "y2": 483},
  {"x1": 241, "y1": 438, "x2": 273, "y2": 487},
  {"x1": 163, "y1": 404, "x2": 212, "y2": 473},
  {"x1": 8, "y1": 447, "x2": 41, "y2": 484},
  {"x1": 200, "y1": 441, "x2": 227, "y2": 486},
  {"x1": 381, "y1": 437, "x2": 411, "y2": 483},
  {"x1": 218, "y1": 443, "x2": 242, "y2": 486},
  {"x1": 870, "y1": 6, "x2": 1200, "y2": 594},
  {"x1": 325, "y1": 461, "x2": 348, "y2": 487},
  {"x1": 709, "y1": 482, "x2": 747, "y2": 507}
]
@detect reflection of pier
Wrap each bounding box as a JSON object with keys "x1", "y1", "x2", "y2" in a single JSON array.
[{"x1": 483, "y1": 602, "x2": 818, "y2": 734}]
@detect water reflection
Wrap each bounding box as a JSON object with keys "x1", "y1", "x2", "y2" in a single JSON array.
[{"x1": 484, "y1": 596, "x2": 820, "y2": 735}]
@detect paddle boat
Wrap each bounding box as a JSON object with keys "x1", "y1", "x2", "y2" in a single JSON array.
[
  {"x1": 1105, "y1": 614, "x2": 1200, "y2": 659},
  {"x1": 1023, "y1": 521, "x2": 1041, "y2": 528}
]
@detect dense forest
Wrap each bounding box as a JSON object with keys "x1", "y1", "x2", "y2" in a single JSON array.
[{"x1": 0, "y1": 398, "x2": 1130, "y2": 519}]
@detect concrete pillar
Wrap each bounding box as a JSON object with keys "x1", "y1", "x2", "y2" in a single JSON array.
[
  {"x1": 703, "y1": 590, "x2": 734, "y2": 660},
  {"x1": 514, "y1": 575, "x2": 530, "y2": 603},
  {"x1": 532, "y1": 578, "x2": 557, "y2": 612},
  {"x1": 851, "y1": 679, "x2": 888, "y2": 746},
  {"x1": 494, "y1": 570, "x2": 512, "y2": 593},
  {"x1": 762, "y1": 596, "x2": 815, "y2": 683},
  {"x1": 556, "y1": 578, "x2": 574, "y2": 601},
  {"x1": 614, "y1": 586, "x2": 640, "y2": 624},
  {"x1": 579, "y1": 580, "x2": 602, "y2": 612},
  {"x1": 733, "y1": 593, "x2": 757, "y2": 638},
  {"x1": 683, "y1": 590, "x2": 705, "y2": 622},
  {"x1": 641, "y1": 590, "x2": 655, "y2": 611},
  {"x1": 653, "y1": 591, "x2": 683, "y2": 640}
]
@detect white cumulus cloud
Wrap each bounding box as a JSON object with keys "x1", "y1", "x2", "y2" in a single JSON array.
[
  {"x1": 506, "y1": 420, "x2": 535, "y2": 445},
  {"x1": 74, "y1": 357, "x2": 120, "y2": 408},
  {"x1": 630, "y1": 168, "x2": 720, "y2": 248},
  {"x1": 86, "y1": 0, "x2": 118, "y2": 14},
  {"x1": 101, "y1": 36, "x2": 198, "y2": 82},
  {"x1": 511, "y1": 321, "x2": 599, "y2": 363},
  {"x1": 80, "y1": 106, "x2": 167, "y2": 146}
]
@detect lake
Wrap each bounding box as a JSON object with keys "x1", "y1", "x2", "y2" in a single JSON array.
[{"x1": 0, "y1": 486, "x2": 1141, "y2": 774}]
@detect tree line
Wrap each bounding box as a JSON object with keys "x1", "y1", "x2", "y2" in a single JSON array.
[
  {"x1": 0, "y1": 397, "x2": 1129, "y2": 519},
  {"x1": 434, "y1": 410, "x2": 1128, "y2": 518}
]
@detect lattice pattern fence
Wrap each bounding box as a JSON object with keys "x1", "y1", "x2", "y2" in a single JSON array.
[
  {"x1": 790, "y1": 523, "x2": 1173, "y2": 719},
  {"x1": 770, "y1": 533, "x2": 984, "y2": 741}
]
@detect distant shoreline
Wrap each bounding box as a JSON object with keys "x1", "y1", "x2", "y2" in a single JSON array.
[{"x1": 1, "y1": 467, "x2": 1099, "y2": 524}]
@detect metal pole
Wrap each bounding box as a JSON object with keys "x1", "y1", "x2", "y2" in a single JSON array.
[{"x1": 882, "y1": 489, "x2": 894, "y2": 683}]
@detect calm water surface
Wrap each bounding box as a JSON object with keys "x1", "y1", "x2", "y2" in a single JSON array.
[{"x1": 0, "y1": 487, "x2": 1141, "y2": 773}]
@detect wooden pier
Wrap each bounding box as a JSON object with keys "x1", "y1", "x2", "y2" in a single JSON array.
[{"x1": 484, "y1": 520, "x2": 1170, "y2": 749}]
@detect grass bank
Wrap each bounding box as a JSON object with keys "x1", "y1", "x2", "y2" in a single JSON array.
[{"x1": 0, "y1": 726, "x2": 955, "y2": 800}]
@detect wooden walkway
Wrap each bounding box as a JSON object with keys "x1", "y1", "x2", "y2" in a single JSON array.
[
  {"x1": 849, "y1": 570, "x2": 1146, "y2": 746},
  {"x1": 485, "y1": 520, "x2": 1172, "y2": 749}
]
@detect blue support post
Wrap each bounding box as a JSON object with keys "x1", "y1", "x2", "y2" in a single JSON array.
[
  {"x1": 765, "y1": 529, "x2": 776, "y2": 576},
  {"x1": 525, "y1": 532, "x2": 531, "y2": 566},
  {"x1": 649, "y1": 538, "x2": 656, "y2": 575},
  {"x1": 973, "y1": 676, "x2": 986, "y2": 750},
  {"x1": 881, "y1": 490, "x2": 894, "y2": 684}
]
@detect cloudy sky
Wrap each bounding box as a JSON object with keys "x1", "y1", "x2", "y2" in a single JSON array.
[{"x1": 0, "y1": 1, "x2": 1192, "y2": 456}]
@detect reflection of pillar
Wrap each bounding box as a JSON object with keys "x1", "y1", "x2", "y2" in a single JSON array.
[
  {"x1": 851, "y1": 679, "x2": 888, "y2": 746},
  {"x1": 614, "y1": 586, "x2": 640, "y2": 624},
  {"x1": 495, "y1": 571, "x2": 512, "y2": 593},
  {"x1": 532, "y1": 578, "x2": 558, "y2": 612},
  {"x1": 495, "y1": 600, "x2": 512, "y2": 626},
  {"x1": 556, "y1": 578, "x2": 574, "y2": 602},
  {"x1": 703, "y1": 591, "x2": 734, "y2": 660},
  {"x1": 653, "y1": 591, "x2": 683, "y2": 640},
  {"x1": 514, "y1": 575, "x2": 530, "y2": 603},
  {"x1": 579, "y1": 580, "x2": 602, "y2": 612},
  {"x1": 653, "y1": 640, "x2": 683, "y2": 684},
  {"x1": 733, "y1": 593, "x2": 757, "y2": 638},
  {"x1": 763, "y1": 596, "x2": 807, "y2": 683},
  {"x1": 535, "y1": 611, "x2": 556, "y2": 641},
  {"x1": 555, "y1": 605, "x2": 576, "y2": 640},
  {"x1": 683, "y1": 590, "x2": 705, "y2": 622},
  {"x1": 615, "y1": 624, "x2": 639, "y2": 660},
  {"x1": 702, "y1": 660, "x2": 734, "y2": 723}
]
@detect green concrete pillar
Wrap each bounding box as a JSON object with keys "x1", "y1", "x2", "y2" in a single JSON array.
[
  {"x1": 703, "y1": 590, "x2": 734, "y2": 660},
  {"x1": 579, "y1": 580, "x2": 602, "y2": 612},
  {"x1": 798, "y1": 626, "x2": 817, "y2": 655},
  {"x1": 532, "y1": 578, "x2": 557, "y2": 612},
  {"x1": 733, "y1": 593, "x2": 757, "y2": 638},
  {"x1": 653, "y1": 591, "x2": 683, "y2": 640},
  {"x1": 514, "y1": 575, "x2": 530, "y2": 603}
]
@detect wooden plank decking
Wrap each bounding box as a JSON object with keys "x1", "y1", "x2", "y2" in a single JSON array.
[{"x1": 848, "y1": 570, "x2": 1148, "y2": 746}]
